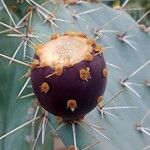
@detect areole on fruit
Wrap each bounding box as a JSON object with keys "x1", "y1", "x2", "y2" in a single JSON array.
[{"x1": 31, "y1": 32, "x2": 107, "y2": 121}]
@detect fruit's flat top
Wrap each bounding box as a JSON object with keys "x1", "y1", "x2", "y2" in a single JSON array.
[{"x1": 38, "y1": 35, "x2": 93, "y2": 68}]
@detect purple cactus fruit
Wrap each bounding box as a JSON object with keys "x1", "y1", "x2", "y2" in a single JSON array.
[{"x1": 31, "y1": 32, "x2": 108, "y2": 121}]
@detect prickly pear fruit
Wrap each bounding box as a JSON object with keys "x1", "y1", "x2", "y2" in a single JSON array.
[{"x1": 31, "y1": 32, "x2": 107, "y2": 121}]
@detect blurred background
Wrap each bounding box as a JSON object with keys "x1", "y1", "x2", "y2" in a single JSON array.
[{"x1": 105, "y1": 0, "x2": 150, "y2": 26}]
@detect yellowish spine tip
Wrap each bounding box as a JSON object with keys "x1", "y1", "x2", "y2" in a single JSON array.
[
  {"x1": 31, "y1": 59, "x2": 40, "y2": 69},
  {"x1": 28, "y1": 28, "x2": 32, "y2": 34},
  {"x1": 64, "y1": 0, "x2": 78, "y2": 5},
  {"x1": 97, "y1": 96, "x2": 103, "y2": 104},
  {"x1": 102, "y1": 68, "x2": 109, "y2": 78},
  {"x1": 86, "y1": 38, "x2": 96, "y2": 46},
  {"x1": 63, "y1": 58, "x2": 74, "y2": 68},
  {"x1": 45, "y1": 64, "x2": 64, "y2": 78},
  {"x1": 84, "y1": 52, "x2": 93, "y2": 61},
  {"x1": 50, "y1": 33, "x2": 60, "y2": 40},
  {"x1": 67, "y1": 99, "x2": 77, "y2": 112},
  {"x1": 94, "y1": 45, "x2": 104, "y2": 54},
  {"x1": 39, "y1": 61, "x2": 50, "y2": 68},
  {"x1": 113, "y1": 5, "x2": 121, "y2": 10},
  {"x1": 33, "y1": 44, "x2": 44, "y2": 56},
  {"x1": 40, "y1": 82, "x2": 49, "y2": 93},
  {"x1": 77, "y1": 32, "x2": 87, "y2": 38},
  {"x1": 79, "y1": 67, "x2": 91, "y2": 81},
  {"x1": 64, "y1": 31, "x2": 77, "y2": 36},
  {"x1": 113, "y1": 1, "x2": 121, "y2": 10}
]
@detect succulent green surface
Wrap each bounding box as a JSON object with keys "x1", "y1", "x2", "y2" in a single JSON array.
[
  {"x1": 0, "y1": 22, "x2": 32, "y2": 150},
  {"x1": 0, "y1": 8, "x2": 53, "y2": 150}
]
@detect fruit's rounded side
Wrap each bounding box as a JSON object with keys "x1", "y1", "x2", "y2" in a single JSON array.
[{"x1": 31, "y1": 33, "x2": 107, "y2": 121}]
